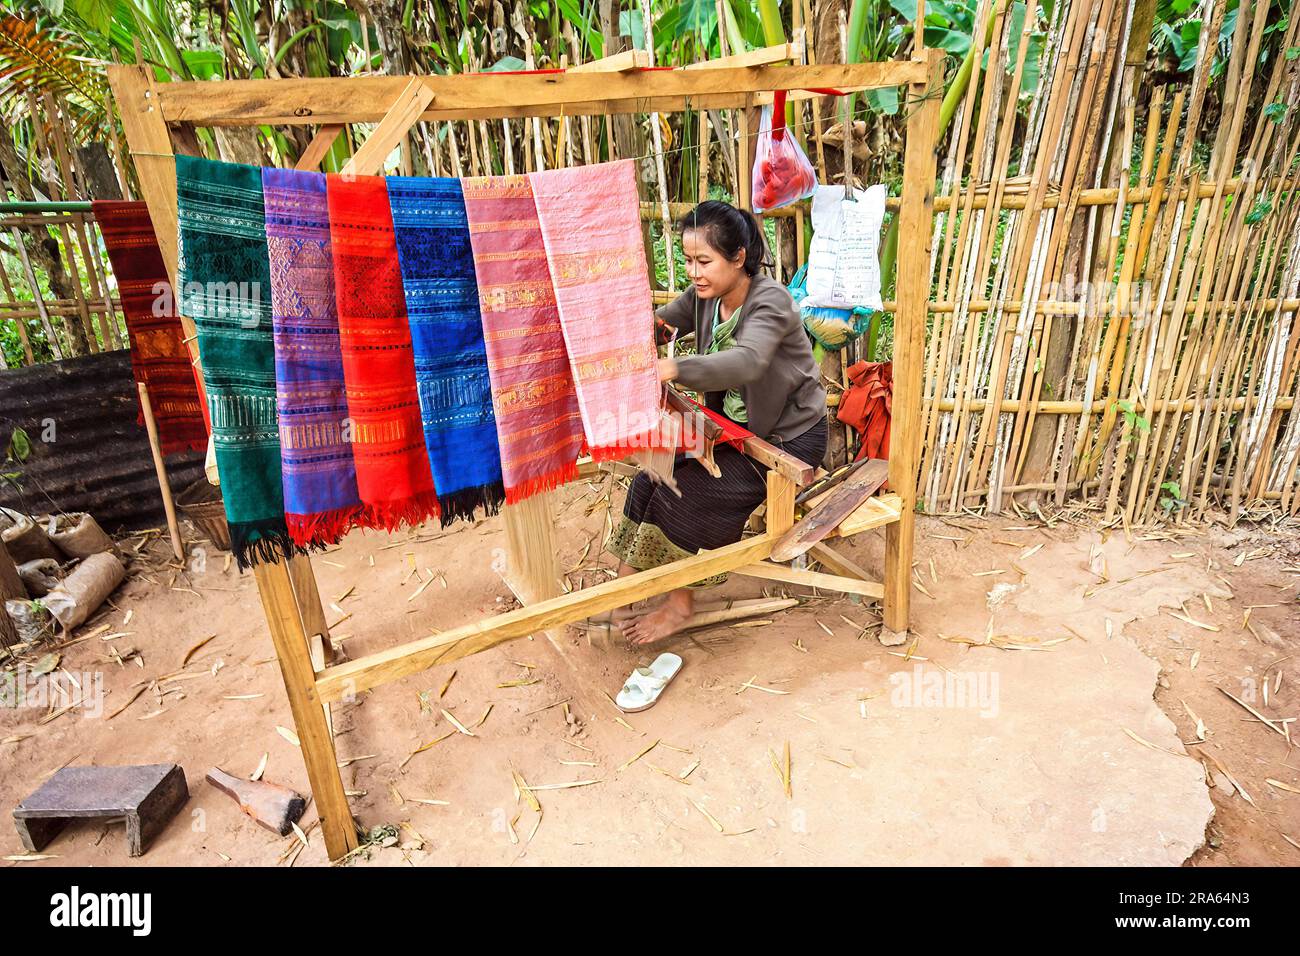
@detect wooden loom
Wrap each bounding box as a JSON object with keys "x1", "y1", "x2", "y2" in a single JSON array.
[{"x1": 107, "y1": 50, "x2": 942, "y2": 861}]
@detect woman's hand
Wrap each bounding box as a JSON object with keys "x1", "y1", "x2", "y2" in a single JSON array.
[{"x1": 657, "y1": 357, "x2": 678, "y2": 383}]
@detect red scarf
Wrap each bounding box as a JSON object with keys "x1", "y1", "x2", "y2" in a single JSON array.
[
  {"x1": 326, "y1": 174, "x2": 440, "y2": 530},
  {"x1": 93, "y1": 200, "x2": 208, "y2": 454}
]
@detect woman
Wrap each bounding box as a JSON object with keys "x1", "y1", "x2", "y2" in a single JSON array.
[{"x1": 609, "y1": 200, "x2": 828, "y2": 646}]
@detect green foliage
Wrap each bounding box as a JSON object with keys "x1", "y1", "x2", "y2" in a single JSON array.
[
  {"x1": 1263, "y1": 100, "x2": 1288, "y2": 123},
  {"x1": 1158, "y1": 480, "x2": 1186, "y2": 514},
  {"x1": 1245, "y1": 196, "x2": 1273, "y2": 225},
  {"x1": 6, "y1": 426, "x2": 31, "y2": 463},
  {"x1": 1116, "y1": 399, "x2": 1150, "y2": 434}
]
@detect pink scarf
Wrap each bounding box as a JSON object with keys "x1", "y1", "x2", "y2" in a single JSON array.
[{"x1": 529, "y1": 161, "x2": 666, "y2": 460}]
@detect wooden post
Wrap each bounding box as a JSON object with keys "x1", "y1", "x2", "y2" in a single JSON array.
[
  {"x1": 109, "y1": 61, "x2": 345, "y2": 853},
  {"x1": 501, "y1": 492, "x2": 561, "y2": 606},
  {"x1": 252, "y1": 559, "x2": 358, "y2": 860},
  {"x1": 137, "y1": 382, "x2": 184, "y2": 561},
  {"x1": 738, "y1": 96, "x2": 759, "y2": 210},
  {"x1": 766, "y1": 470, "x2": 797, "y2": 536},
  {"x1": 288, "y1": 553, "x2": 336, "y2": 663},
  {"x1": 104, "y1": 66, "x2": 206, "y2": 406},
  {"x1": 883, "y1": 50, "x2": 942, "y2": 635}
]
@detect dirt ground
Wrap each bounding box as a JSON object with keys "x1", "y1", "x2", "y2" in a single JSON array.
[{"x1": 2, "y1": 473, "x2": 1297, "y2": 867}]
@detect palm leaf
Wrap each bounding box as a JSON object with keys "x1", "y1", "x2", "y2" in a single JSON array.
[{"x1": 0, "y1": 16, "x2": 103, "y2": 118}]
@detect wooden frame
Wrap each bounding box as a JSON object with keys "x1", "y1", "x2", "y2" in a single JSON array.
[{"x1": 107, "y1": 52, "x2": 942, "y2": 861}]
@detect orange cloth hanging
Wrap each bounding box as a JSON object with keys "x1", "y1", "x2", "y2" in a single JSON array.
[{"x1": 836, "y1": 360, "x2": 892, "y2": 462}]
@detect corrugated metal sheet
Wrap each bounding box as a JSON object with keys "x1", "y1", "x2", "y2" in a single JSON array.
[{"x1": 0, "y1": 349, "x2": 206, "y2": 533}]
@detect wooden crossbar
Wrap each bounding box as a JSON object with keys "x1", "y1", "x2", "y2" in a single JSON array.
[
  {"x1": 107, "y1": 51, "x2": 942, "y2": 861},
  {"x1": 150, "y1": 62, "x2": 928, "y2": 126},
  {"x1": 315, "y1": 532, "x2": 777, "y2": 703}
]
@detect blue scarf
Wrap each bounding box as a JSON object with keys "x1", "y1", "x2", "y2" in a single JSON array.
[{"x1": 386, "y1": 176, "x2": 504, "y2": 525}]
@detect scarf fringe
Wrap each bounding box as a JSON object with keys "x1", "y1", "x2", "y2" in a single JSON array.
[
  {"x1": 286, "y1": 506, "x2": 364, "y2": 549},
  {"x1": 357, "y1": 490, "x2": 443, "y2": 533},
  {"x1": 229, "y1": 519, "x2": 300, "y2": 571},
  {"x1": 438, "y1": 480, "x2": 506, "y2": 527},
  {"x1": 588, "y1": 429, "x2": 670, "y2": 463},
  {"x1": 504, "y1": 459, "x2": 581, "y2": 505}
]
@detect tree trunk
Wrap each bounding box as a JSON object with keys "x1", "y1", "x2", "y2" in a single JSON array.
[
  {"x1": 74, "y1": 144, "x2": 122, "y2": 201},
  {"x1": 813, "y1": 0, "x2": 849, "y2": 185},
  {"x1": 214, "y1": 128, "x2": 268, "y2": 166},
  {"x1": 599, "y1": 0, "x2": 640, "y2": 163}
]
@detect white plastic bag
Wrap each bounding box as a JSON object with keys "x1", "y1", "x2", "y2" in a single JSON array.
[{"x1": 803, "y1": 183, "x2": 886, "y2": 312}]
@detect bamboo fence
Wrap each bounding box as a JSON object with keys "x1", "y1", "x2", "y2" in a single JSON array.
[{"x1": 0, "y1": 93, "x2": 127, "y2": 366}]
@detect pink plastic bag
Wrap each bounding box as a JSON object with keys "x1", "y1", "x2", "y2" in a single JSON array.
[{"x1": 751, "y1": 90, "x2": 818, "y2": 213}]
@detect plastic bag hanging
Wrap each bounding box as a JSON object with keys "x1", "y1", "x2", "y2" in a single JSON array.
[{"x1": 751, "y1": 90, "x2": 818, "y2": 213}]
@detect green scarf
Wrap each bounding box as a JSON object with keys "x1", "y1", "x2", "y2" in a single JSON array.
[
  {"x1": 176, "y1": 155, "x2": 295, "y2": 569},
  {"x1": 707, "y1": 299, "x2": 748, "y2": 423}
]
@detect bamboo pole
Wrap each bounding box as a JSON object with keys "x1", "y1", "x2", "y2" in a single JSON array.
[{"x1": 138, "y1": 382, "x2": 184, "y2": 561}]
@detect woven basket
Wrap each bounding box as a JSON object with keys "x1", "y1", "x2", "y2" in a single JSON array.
[{"x1": 176, "y1": 478, "x2": 231, "y2": 552}]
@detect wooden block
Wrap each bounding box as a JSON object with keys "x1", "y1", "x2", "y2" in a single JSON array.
[
  {"x1": 567, "y1": 50, "x2": 650, "y2": 72},
  {"x1": 684, "y1": 38, "x2": 805, "y2": 70},
  {"x1": 766, "y1": 471, "x2": 797, "y2": 536},
  {"x1": 830, "y1": 492, "x2": 904, "y2": 538},
  {"x1": 14, "y1": 764, "x2": 188, "y2": 857},
  {"x1": 742, "y1": 435, "x2": 816, "y2": 486}
]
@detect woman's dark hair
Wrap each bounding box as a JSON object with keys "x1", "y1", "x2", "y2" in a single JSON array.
[{"x1": 678, "y1": 200, "x2": 772, "y2": 277}]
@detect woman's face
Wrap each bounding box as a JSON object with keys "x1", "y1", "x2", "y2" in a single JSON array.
[{"x1": 683, "y1": 229, "x2": 746, "y2": 300}]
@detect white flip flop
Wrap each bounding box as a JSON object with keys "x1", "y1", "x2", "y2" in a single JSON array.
[{"x1": 615, "y1": 653, "x2": 684, "y2": 713}]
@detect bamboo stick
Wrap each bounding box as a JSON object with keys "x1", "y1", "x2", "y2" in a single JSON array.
[{"x1": 138, "y1": 382, "x2": 184, "y2": 561}]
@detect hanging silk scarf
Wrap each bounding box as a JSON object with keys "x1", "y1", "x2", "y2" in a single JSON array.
[
  {"x1": 461, "y1": 175, "x2": 584, "y2": 503},
  {"x1": 94, "y1": 200, "x2": 208, "y2": 455},
  {"x1": 325, "y1": 173, "x2": 440, "y2": 530},
  {"x1": 528, "y1": 161, "x2": 665, "y2": 460},
  {"x1": 261, "y1": 168, "x2": 364, "y2": 548},
  {"x1": 175, "y1": 155, "x2": 295, "y2": 568},
  {"x1": 387, "y1": 176, "x2": 504, "y2": 524}
]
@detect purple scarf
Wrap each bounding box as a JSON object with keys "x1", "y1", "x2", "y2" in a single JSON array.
[{"x1": 261, "y1": 167, "x2": 363, "y2": 547}]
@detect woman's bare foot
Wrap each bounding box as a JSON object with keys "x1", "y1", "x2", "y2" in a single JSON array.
[
  {"x1": 623, "y1": 589, "x2": 694, "y2": 647},
  {"x1": 588, "y1": 562, "x2": 645, "y2": 627},
  {"x1": 589, "y1": 604, "x2": 641, "y2": 627}
]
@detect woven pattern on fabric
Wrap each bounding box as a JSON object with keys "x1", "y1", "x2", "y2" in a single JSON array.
[
  {"x1": 528, "y1": 161, "x2": 665, "y2": 460},
  {"x1": 461, "y1": 174, "x2": 584, "y2": 504},
  {"x1": 94, "y1": 200, "x2": 208, "y2": 455},
  {"x1": 176, "y1": 155, "x2": 296, "y2": 568},
  {"x1": 261, "y1": 167, "x2": 363, "y2": 547},
  {"x1": 325, "y1": 173, "x2": 440, "y2": 531},
  {"x1": 387, "y1": 175, "x2": 504, "y2": 525}
]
